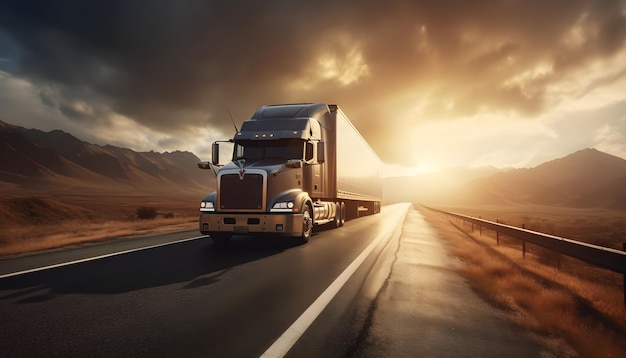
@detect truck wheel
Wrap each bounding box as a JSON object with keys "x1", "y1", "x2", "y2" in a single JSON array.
[
  {"x1": 340, "y1": 202, "x2": 346, "y2": 226},
  {"x1": 299, "y1": 205, "x2": 313, "y2": 243},
  {"x1": 334, "y1": 202, "x2": 342, "y2": 228}
]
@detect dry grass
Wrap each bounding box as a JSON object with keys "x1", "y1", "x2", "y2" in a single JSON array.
[
  {"x1": 420, "y1": 207, "x2": 626, "y2": 358},
  {"x1": 0, "y1": 217, "x2": 198, "y2": 257},
  {"x1": 0, "y1": 194, "x2": 201, "y2": 257}
]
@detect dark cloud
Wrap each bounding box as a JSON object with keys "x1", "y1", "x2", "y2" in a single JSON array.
[{"x1": 1, "y1": 0, "x2": 625, "y2": 164}]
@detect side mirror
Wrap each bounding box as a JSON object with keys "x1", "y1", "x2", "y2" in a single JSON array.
[
  {"x1": 198, "y1": 161, "x2": 212, "y2": 169},
  {"x1": 198, "y1": 161, "x2": 217, "y2": 176},
  {"x1": 305, "y1": 142, "x2": 314, "y2": 162},
  {"x1": 285, "y1": 159, "x2": 302, "y2": 168},
  {"x1": 211, "y1": 142, "x2": 220, "y2": 166},
  {"x1": 317, "y1": 141, "x2": 325, "y2": 164}
]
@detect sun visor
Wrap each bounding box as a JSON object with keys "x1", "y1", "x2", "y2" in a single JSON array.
[{"x1": 235, "y1": 118, "x2": 322, "y2": 140}]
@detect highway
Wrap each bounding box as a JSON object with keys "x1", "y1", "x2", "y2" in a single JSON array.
[{"x1": 0, "y1": 203, "x2": 540, "y2": 357}]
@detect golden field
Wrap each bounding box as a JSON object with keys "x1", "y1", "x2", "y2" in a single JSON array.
[{"x1": 0, "y1": 194, "x2": 200, "y2": 257}]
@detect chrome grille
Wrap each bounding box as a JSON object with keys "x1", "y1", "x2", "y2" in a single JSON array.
[{"x1": 219, "y1": 173, "x2": 264, "y2": 210}]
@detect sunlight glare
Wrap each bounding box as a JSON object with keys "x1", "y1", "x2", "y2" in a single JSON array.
[
  {"x1": 406, "y1": 112, "x2": 559, "y2": 169},
  {"x1": 290, "y1": 34, "x2": 369, "y2": 90}
]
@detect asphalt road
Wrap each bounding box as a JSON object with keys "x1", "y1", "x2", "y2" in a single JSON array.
[{"x1": 0, "y1": 204, "x2": 540, "y2": 357}]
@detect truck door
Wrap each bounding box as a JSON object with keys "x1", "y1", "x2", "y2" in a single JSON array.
[{"x1": 304, "y1": 142, "x2": 323, "y2": 197}]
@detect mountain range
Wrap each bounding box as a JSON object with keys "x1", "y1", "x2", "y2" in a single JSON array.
[
  {"x1": 385, "y1": 148, "x2": 626, "y2": 210},
  {"x1": 457, "y1": 148, "x2": 626, "y2": 209},
  {"x1": 0, "y1": 120, "x2": 214, "y2": 197},
  {"x1": 2, "y1": 120, "x2": 625, "y2": 210}
]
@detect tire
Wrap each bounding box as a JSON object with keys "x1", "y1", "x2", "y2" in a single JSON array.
[
  {"x1": 299, "y1": 205, "x2": 313, "y2": 243},
  {"x1": 339, "y1": 202, "x2": 346, "y2": 226},
  {"x1": 333, "y1": 202, "x2": 342, "y2": 228}
]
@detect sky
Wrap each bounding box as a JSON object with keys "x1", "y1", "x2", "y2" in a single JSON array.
[{"x1": 1, "y1": 0, "x2": 626, "y2": 176}]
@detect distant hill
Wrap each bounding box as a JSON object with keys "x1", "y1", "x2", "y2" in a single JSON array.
[
  {"x1": 0, "y1": 120, "x2": 215, "y2": 197},
  {"x1": 4, "y1": 119, "x2": 625, "y2": 211},
  {"x1": 448, "y1": 148, "x2": 626, "y2": 209},
  {"x1": 384, "y1": 148, "x2": 626, "y2": 210}
]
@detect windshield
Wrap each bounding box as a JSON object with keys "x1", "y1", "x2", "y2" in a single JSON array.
[{"x1": 233, "y1": 139, "x2": 304, "y2": 161}]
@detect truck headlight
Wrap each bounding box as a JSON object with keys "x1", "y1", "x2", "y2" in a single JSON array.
[
  {"x1": 200, "y1": 201, "x2": 215, "y2": 212},
  {"x1": 270, "y1": 201, "x2": 294, "y2": 212}
]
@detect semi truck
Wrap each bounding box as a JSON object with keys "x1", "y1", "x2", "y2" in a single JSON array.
[{"x1": 198, "y1": 103, "x2": 382, "y2": 243}]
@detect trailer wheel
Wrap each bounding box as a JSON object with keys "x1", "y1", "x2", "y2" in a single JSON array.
[
  {"x1": 333, "y1": 202, "x2": 342, "y2": 228},
  {"x1": 299, "y1": 205, "x2": 313, "y2": 243},
  {"x1": 340, "y1": 202, "x2": 346, "y2": 226}
]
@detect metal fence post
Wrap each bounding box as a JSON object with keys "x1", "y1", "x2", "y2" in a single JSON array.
[
  {"x1": 496, "y1": 220, "x2": 500, "y2": 245},
  {"x1": 522, "y1": 224, "x2": 526, "y2": 258}
]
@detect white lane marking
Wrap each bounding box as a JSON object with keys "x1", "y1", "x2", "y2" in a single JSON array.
[
  {"x1": 260, "y1": 203, "x2": 409, "y2": 358},
  {"x1": 0, "y1": 235, "x2": 206, "y2": 279}
]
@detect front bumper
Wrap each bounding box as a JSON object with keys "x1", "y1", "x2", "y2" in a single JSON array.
[{"x1": 199, "y1": 212, "x2": 304, "y2": 237}]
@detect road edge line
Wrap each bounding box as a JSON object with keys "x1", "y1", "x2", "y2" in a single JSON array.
[
  {"x1": 0, "y1": 235, "x2": 206, "y2": 279},
  {"x1": 260, "y1": 203, "x2": 410, "y2": 358}
]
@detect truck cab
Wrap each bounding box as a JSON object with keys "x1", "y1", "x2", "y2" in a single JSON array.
[{"x1": 198, "y1": 103, "x2": 381, "y2": 244}]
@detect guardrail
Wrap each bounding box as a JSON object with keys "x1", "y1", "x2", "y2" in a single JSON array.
[{"x1": 424, "y1": 206, "x2": 626, "y2": 304}]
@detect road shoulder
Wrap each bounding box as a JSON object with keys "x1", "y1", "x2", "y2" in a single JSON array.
[{"x1": 359, "y1": 209, "x2": 542, "y2": 357}]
